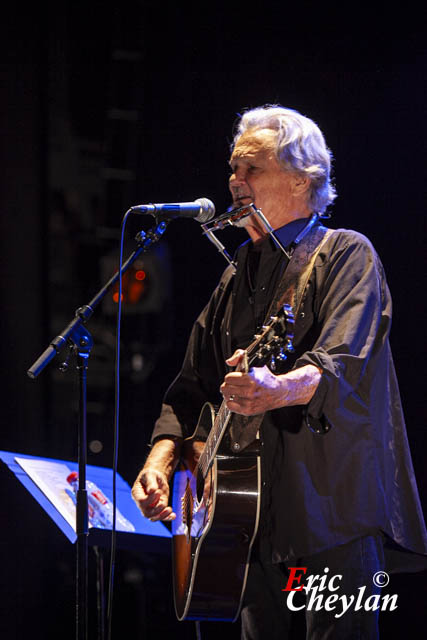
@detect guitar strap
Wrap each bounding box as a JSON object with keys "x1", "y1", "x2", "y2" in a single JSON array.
[{"x1": 228, "y1": 221, "x2": 335, "y2": 452}]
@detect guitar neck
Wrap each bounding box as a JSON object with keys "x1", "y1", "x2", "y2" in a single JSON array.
[
  {"x1": 198, "y1": 352, "x2": 249, "y2": 478},
  {"x1": 198, "y1": 401, "x2": 232, "y2": 478},
  {"x1": 195, "y1": 305, "x2": 294, "y2": 478}
]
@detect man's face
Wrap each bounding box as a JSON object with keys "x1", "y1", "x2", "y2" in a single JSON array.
[{"x1": 229, "y1": 128, "x2": 309, "y2": 233}]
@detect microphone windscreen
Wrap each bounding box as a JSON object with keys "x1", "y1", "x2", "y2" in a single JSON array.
[{"x1": 195, "y1": 198, "x2": 216, "y2": 223}]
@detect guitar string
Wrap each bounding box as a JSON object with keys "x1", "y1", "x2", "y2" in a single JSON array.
[
  {"x1": 198, "y1": 323, "x2": 273, "y2": 477},
  {"x1": 197, "y1": 310, "x2": 291, "y2": 478},
  {"x1": 184, "y1": 311, "x2": 292, "y2": 539}
]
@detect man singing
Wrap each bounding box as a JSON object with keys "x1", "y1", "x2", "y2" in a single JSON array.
[{"x1": 132, "y1": 105, "x2": 427, "y2": 639}]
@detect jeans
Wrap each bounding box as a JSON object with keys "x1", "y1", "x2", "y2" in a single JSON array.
[{"x1": 241, "y1": 535, "x2": 385, "y2": 640}]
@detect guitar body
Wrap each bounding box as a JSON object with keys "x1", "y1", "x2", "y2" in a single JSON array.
[{"x1": 172, "y1": 402, "x2": 261, "y2": 621}]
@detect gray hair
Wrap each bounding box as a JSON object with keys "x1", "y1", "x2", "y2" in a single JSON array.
[{"x1": 232, "y1": 105, "x2": 337, "y2": 213}]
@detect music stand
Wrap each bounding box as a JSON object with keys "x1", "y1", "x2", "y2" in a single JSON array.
[{"x1": 0, "y1": 450, "x2": 171, "y2": 636}]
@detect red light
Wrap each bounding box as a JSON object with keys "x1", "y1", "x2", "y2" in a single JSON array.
[
  {"x1": 113, "y1": 292, "x2": 124, "y2": 303},
  {"x1": 135, "y1": 270, "x2": 146, "y2": 281},
  {"x1": 129, "y1": 282, "x2": 145, "y2": 303}
]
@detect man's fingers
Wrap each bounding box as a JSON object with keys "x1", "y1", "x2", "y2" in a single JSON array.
[
  {"x1": 142, "y1": 470, "x2": 165, "y2": 493},
  {"x1": 149, "y1": 506, "x2": 176, "y2": 522},
  {"x1": 145, "y1": 492, "x2": 161, "y2": 508},
  {"x1": 226, "y1": 395, "x2": 252, "y2": 411},
  {"x1": 224, "y1": 372, "x2": 251, "y2": 385},
  {"x1": 141, "y1": 484, "x2": 168, "y2": 509},
  {"x1": 225, "y1": 349, "x2": 246, "y2": 366},
  {"x1": 221, "y1": 374, "x2": 257, "y2": 404},
  {"x1": 132, "y1": 469, "x2": 171, "y2": 520},
  {"x1": 134, "y1": 490, "x2": 170, "y2": 520},
  {"x1": 221, "y1": 373, "x2": 254, "y2": 397}
]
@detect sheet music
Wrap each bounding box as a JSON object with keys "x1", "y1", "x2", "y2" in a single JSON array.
[
  {"x1": 15, "y1": 457, "x2": 135, "y2": 532},
  {"x1": 15, "y1": 457, "x2": 77, "y2": 529}
]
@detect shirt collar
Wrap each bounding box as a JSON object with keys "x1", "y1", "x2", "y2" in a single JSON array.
[
  {"x1": 270, "y1": 217, "x2": 313, "y2": 249},
  {"x1": 236, "y1": 216, "x2": 315, "y2": 258}
]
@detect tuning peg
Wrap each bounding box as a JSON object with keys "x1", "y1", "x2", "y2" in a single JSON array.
[{"x1": 277, "y1": 348, "x2": 288, "y2": 362}]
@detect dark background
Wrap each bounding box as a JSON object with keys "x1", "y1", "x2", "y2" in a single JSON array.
[{"x1": 1, "y1": 3, "x2": 426, "y2": 639}]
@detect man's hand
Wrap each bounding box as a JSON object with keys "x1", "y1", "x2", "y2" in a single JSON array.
[
  {"x1": 132, "y1": 467, "x2": 176, "y2": 522},
  {"x1": 131, "y1": 437, "x2": 181, "y2": 522},
  {"x1": 220, "y1": 350, "x2": 322, "y2": 416}
]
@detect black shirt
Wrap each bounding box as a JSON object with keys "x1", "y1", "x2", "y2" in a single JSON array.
[
  {"x1": 230, "y1": 218, "x2": 310, "y2": 352},
  {"x1": 152, "y1": 221, "x2": 427, "y2": 570}
]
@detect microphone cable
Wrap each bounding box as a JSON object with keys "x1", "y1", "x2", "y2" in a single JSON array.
[{"x1": 106, "y1": 206, "x2": 133, "y2": 640}]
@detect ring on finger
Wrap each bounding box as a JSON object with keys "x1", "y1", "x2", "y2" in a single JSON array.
[{"x1": 229, "y1": 394, "x2": 236, "y2": 402}]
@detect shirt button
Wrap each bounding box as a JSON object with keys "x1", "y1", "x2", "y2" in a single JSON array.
[{"x1": 232, "y1": 442, "x2": 241, "y2": 452}]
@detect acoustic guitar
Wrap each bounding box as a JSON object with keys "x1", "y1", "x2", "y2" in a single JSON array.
[{"x1": 172, "y1": 304, "x2": 294, "y2": 621}]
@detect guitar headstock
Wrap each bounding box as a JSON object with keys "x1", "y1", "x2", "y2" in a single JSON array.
[{"x1": 248, "y1": 304, "x2": 295, "y2": 371}]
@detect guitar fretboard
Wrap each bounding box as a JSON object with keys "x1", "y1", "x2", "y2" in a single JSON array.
[
  {"x1": 198, "y1": 354, "x2": 248, "y2": 478},
  {"x1": 195, "y1": 305, "x2": 293, "y2": 479},
  {"x1": 198, "y1": 401, "x2": 232, "y2": 478}
]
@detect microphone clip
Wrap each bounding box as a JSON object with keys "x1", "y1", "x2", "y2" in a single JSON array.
[{"x1": 135, "y1": 219, "x2": 169, "y2": 248}]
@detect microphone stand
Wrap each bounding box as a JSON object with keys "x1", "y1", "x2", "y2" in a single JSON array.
[{"x1": 27, "y1": 219, "x2": 169, "y2": 640}]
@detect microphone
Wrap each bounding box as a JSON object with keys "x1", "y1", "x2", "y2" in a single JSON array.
[{"x1": 130, "y1": 197, "x2": 215, "y2": 223}]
